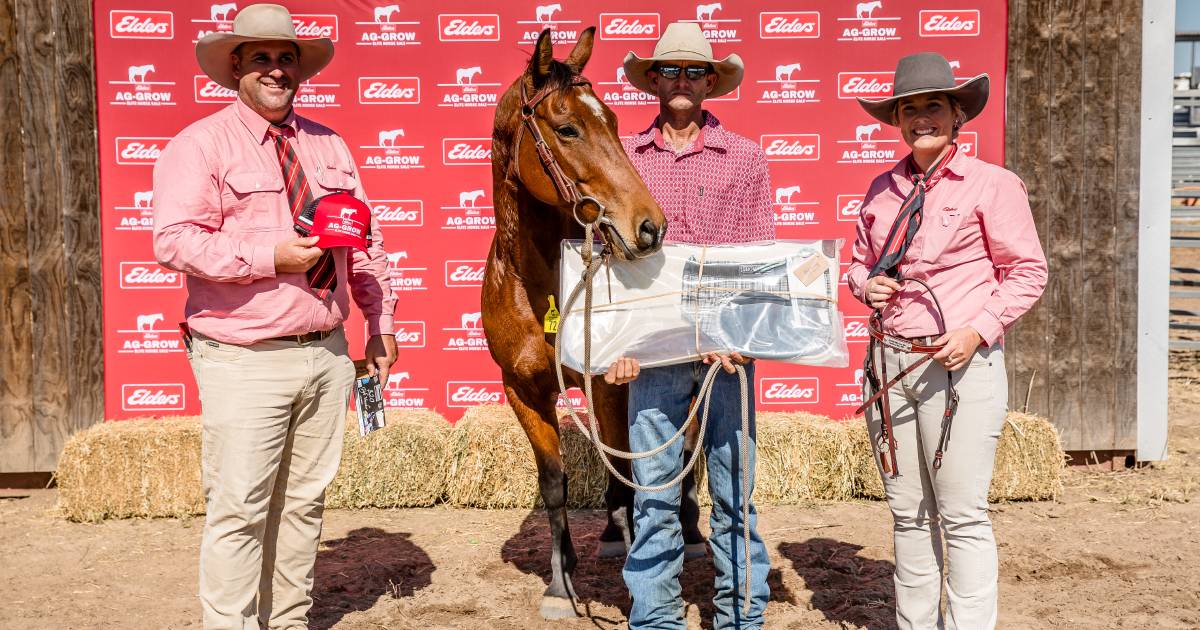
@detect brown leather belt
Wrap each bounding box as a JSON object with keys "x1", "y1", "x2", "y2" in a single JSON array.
[{"x1": 267, "y1": 329, "x2": 335, "y2": 344}]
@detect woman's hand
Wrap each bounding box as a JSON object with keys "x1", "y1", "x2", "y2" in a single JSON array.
[
  {"x1": 932, "y1": 327, "x2": 983, "y2": 372},
  {"x1": 864, "y1": 275, "x2": 902, "y2": 310},
  {"x1": 702, "y1": 352, "x2": 752, "y2": 375},
  {"x1": 605, "y1": 357, "x2": 640, "y2": 385}
]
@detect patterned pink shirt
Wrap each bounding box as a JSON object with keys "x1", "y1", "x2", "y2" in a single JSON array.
[
  {"x1": 846, "y1": 149, "x2": 1048, "y2": 346},
  {"x1": 623, "y1": 112, "x2": 775, "y2": 245},
  {"x1": 153, "y1": 99, "x2": 396, "y2": 345}
]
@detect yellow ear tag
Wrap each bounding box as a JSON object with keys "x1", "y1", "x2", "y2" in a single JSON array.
[{"x1": 544, "y1": 295, "x2": 560, "y2": 334}]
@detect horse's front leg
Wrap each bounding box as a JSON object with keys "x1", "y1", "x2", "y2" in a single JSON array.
[{"x1": 505, "y1": 377, "x2": 579, "y2": 619}]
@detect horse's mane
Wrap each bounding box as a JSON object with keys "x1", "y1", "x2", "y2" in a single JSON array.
[{"x1": 492, "y1": 59, "x2": 581, "y2": 169}]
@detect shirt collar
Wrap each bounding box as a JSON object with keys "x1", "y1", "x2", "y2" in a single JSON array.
[
  {"x1": 632, "y1": 111, "x2": 728, "y2": 153},
  {"x1": 235, "y1": 96, "x2": 299, "y2": 145},
  {"x1": 889, "y1": 143, "x2": 975, "y2": 188}
]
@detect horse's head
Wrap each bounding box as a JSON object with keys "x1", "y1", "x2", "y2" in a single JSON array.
[{"x1": 498, "y1": 27, "x2": 666, "y2": 260}]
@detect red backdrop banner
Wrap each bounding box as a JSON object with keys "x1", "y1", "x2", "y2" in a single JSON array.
[{"x1": 94, "y1": 0, "x2": 1007, "y2": 420}]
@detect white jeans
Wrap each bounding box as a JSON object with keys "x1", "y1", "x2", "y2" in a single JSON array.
[{"x1": 864, "y1": 342, "x2": 1008, "y2": 630}]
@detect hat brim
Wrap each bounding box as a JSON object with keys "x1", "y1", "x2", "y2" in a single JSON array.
[
  {"x1": 196, "y1": 33, "x2": 334, "y2": 91},
  {"x1": 622, "y1": 51, "x2": 744, "y2": 99},
  {"x1": 314, "y1": 233, "x2": 368, "y2": 253},
  {"x1": 856, "y1": 74, "x2": 990, "y2": 126}
]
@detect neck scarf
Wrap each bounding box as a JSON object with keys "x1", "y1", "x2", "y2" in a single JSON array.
[{"x1": 868, "y1": 144, "x2": 958, "y2": 279}]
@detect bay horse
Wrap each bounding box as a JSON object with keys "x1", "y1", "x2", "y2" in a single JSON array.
[{"x1": 483, "y1": 28, "x2": 703, "y2": 619}]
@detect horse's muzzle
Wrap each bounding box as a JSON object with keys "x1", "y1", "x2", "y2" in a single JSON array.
[{"x1": 637, "y1": 219, "x2": 666, "y2": 252}]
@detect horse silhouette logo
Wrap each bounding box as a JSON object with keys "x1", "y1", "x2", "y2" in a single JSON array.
[
  {"x1": 133, "y1": 191, "x2": 154, "y2": 208},
  {"x1": 378, "y1": 129, "x2": 405, "y2": 147},
  {"x1": 949, "y1": 60, "x2": 961, "y2": 69},
  {"x1": 774, "y1": 63, "x2": 802, "y2": 82},
  {"x1": 127, "y1": 64, "x2": 155, "y2": 84},
  {"x1": 774, "y1": 186, "x2": 802, "y2": 205},
  {"x1": 616, "y1": 67, "x2": 627, "y2": 84},
  {"x1": 386, "y1": 251, "x2": 409, "y2": 266},
  {"x1": 696, "y1": 2, "x2": 722, "y2": 21},
  {"x1": 459, "y1": 190, "x2": 486, "y2": 208},
  {"x1": 461, "y1": 312, "x2": 482, "y2": 329},
  {"x1": 855, "y1": 123, "x2": 881, "y2": 142},
  {"x1": 854, "y1": 368, "x2": 864, "y2": 385},
  {"x1": 339, "y1": 207, "x2": 357, "y2": 220},
  {"x1": 456, "y1": 66, "x2": 482, "y2": 85},
  {"x1": 856, "y1": 1, "x2": 882, "y2": 18},
  {"x1": 373, "y1": 4, "x2": 400, "y2": 22},
  {"x1": 210, "y1": 2, "x2": 237, "y2": 22},
  {"x1": 384, "y1": 372, "x2": 411, "y2": 389},
  {"x1": 535, "y1": 4, "x2": 562, "y2": 22},
  {"x1": 136, "y1": 313, "x2": 164, "y2": 331}
]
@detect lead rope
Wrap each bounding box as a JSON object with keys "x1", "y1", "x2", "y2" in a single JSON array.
[{"x1": 552, "y1": 221, "x2": 755, "y2": 616}]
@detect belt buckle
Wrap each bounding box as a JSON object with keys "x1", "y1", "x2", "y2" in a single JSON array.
[{"x1": 882, "y1": 335, "x2": 913, "y2": 353}]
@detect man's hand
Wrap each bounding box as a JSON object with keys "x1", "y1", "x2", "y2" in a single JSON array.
[
  {"x1": 931, "y1": 327, "x2": 983, "y2": 372},
  {"x1": 702, "y1": 351, "x2": 752, "y2": 375},
  {"x1": 864, "y1": 275, "x2": 902, "y2": 310},
  {"x1": 274, "y1": 236, "x2": 323, "y2": 273},
  {"x1": 605, "y1": 357, "x2": 640, "y2": 385},
  {"x1": 364, "y1": 334, "x2": 397, "y2": 379}
]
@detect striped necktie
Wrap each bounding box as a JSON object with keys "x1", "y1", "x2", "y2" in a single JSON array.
[
  {"x1": 267, "y1": 124, "x2": 337, "y2": 298},
  {"x1": 868, "y1": 143, "x2": 958, "y2": 280}
]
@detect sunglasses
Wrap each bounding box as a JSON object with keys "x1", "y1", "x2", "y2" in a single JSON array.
[{"x1": 654, "y1": 65, "x2": 711, "y2": 80}]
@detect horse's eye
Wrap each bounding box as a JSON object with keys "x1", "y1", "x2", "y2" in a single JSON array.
[{"x1": 556, "y1": 125, "x2": 580, "y2": 139}]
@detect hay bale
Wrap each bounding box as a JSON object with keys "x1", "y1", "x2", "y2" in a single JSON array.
[
  {"x1": 851, "y1": 412, "x2": 1065, "y2": 501},
  {"x1": 56, "y1": 416, "x2": 205, "y2": 522},
  {"x1": 445, "y1": 405, "x2": 610, "y2": 509},
  {"x1": 754, "y1": 412, "x2": 873, "y2": 503},
  {"x1": 326, "y1": 409, "x2": 455, "y2": 509}
]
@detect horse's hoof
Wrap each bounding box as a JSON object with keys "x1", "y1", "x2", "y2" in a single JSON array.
[
  {"x1": 684, "y1": 542, "x2": 707, "y2": 559},
  {"x1": 596, "y1": 539, "x2": 628, "y2": 558},
  {"x1": 539, "y1": 595, "x2": 578, "y2": 620}
]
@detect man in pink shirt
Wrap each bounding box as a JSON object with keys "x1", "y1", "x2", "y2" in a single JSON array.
[
  {"x1": 151, "y1": 5, "x2": 395, "y2": 628},
  {"x1": 605, "y1": 23, "x2": 774, "y2": 629}
]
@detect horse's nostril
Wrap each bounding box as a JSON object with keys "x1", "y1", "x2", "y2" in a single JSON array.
[{"x1": 638, "y1": 219, "x2": 660, "y2": 250}]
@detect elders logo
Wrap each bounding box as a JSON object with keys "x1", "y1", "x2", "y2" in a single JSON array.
[
  {"x1": 837, "y1": 194, "x2": 865, "y2": 222},
  {"x1": 358, "y1": 77, "x2": 420, "y2": 104},
  {"x1": 115, "y1": 137, "x2": 169, "y2": 166},
  {"x1": 392, "y1": 320, "x2": 426, "y2": 348},
  {"x1": 759, "y1": 378, "x2": 820, "y2": 405},
  {"x1": 122, "y1": 384, "x2": 186, "y2": 411},
  {"x1": 442, "y1": 138, "x2": 492, "y2": 166},
  {"x1": 919, "y1": 10, "x2": 980, "y2": 37},
  {"x1": 110, "y1": 10, "x2": 174, "y2": 39},
  {"x1": 837, "y1": 72, "x2": 894, "y2": 99},
  {"x1": 119, "y1": 262, "x2": 183, "y2": 289},
  {"x1": 438, "y1": 14, "x2": 500, "y2": 42},
  {"x1": 292, "y1": 14, "x2": 338, "y2": 40},
  {"x1": 374, "y1": 200, "x2": 423, "y2": 227},
  {"x1": 761, "y1": 134, "x2": 820, "y2": 162},
  {"x1": 759, "y1": 11, "x2": 819, "y2": 39},
  {"x1": 958, "y1": 131, "x2": 978, "y2": 157},
  {"x1": 446, "y1": 381, "x2": 507, "y2": 407},
  {"x1": 599, "y1": 13, "x2": 660, "y2": 40},
  {"x1": 843, "y1": 316, "x2": 869, "y2": 344},
  {"x1": 193, "y1": 75, "x2": 236, "y2": 103},
  {"x1": 445, "y1": 260, "x2": 486, "y2": 287}
]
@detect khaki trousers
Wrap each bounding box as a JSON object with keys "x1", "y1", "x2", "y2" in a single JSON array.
[
  {"x1": 189, "y1": 329, "x2": 355, "y2": 630},
  {"x1": 864, "y1": 342, "x2": 1008, "y2": 630}
]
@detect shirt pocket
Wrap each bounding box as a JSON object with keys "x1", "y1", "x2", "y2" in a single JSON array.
[
  {"x1": 314, "y1": 165, "x2": 358, "y2": 194},
  {"x1": 223, "y1": 171, "x2": 285, "y2": 231}
]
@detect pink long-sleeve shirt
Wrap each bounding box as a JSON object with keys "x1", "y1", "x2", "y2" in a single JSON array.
[
  {"x1": 153, "y1": 98, "x2": 395, "y2": 346},
  {"x1": 846, "y1": 149, "x2": 1047, "y2": 346}
]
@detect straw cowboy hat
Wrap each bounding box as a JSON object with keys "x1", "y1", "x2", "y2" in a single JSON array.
[
  {"x1": 857, "y1": 52, "x2": 989, "y2": 126},
  {"x1": 622, "y1": 22, "x2": 743, "y2": 99},
  {"x1": 196, "y1": 3, "x2": 334, "y2": 91}
]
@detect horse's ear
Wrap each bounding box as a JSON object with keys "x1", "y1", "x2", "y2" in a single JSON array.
[
  {"x1": 530, "y1": 29, "x2": 555, "y2": 87},
  {"x1": 565, "y1": 26, "x2": 595, "y2": 72}
]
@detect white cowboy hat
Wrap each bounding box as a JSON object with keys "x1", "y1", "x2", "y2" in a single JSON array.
[
  {"x1": 195, "y1": 3, "x2": 334, "y2": 91},
  {"x1": 622, "y1": 22, "x2": 743, "y2": 99}
]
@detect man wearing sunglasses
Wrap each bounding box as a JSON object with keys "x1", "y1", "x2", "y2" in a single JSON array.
[{"x1": 606, "y1": 21, "x2": 775, "y2": 630}]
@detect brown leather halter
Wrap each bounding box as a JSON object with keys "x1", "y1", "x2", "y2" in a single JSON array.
[{"x1": 507, "y1": 74, "x2": 611, "y2": 232}]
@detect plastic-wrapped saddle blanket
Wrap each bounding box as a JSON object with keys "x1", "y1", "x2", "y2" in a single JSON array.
[{"x1": 558, "y1": 240, "x2": 849, "y2": 374}]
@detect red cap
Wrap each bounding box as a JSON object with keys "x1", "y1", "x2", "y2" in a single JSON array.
[{"x1": 301, "y1": 192, "x2": 372, "y2": 252}]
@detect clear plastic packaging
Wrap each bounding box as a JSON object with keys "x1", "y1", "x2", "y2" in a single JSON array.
[{"x1": 558, "y1": 239, "x2": 850, "y2": 374}]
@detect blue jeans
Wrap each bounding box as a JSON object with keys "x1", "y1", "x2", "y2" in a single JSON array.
[{"x1": 623, "y1": 361, "x2": 770, "y2": 629}]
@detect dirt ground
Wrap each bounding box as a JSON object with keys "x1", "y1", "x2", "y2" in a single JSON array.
[{"x1": 3, "y1": 358, "x2": 1199, "y2": 630}]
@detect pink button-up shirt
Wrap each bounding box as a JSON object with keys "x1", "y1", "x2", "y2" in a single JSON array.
[
  {"x1": 153, "y1": 99, "x2": 395, "y2": 346},
  {"x1": 846, "y1": 149, "x2": 1047, "y2": 346},
  {"x1": 623, "y1": 112, "x2": 775, "y2": 245}
]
